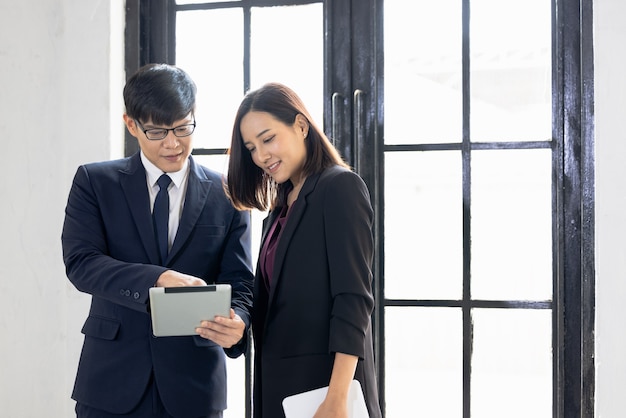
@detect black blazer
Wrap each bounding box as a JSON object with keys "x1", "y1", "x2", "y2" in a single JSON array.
[
  {"x1": 252, "y1": 165, "x2": 382, "y2": 418},
  {"x1": 62, "y1": 152, "x2": 254, "y2": 417}
]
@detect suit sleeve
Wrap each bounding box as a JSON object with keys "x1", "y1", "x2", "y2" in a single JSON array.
[
  {"x1": 61, "y1": 165, "x2": 167, "y2": 312},
  {"x1": 216, "y1": 207, "x2": 255, "y2": 358},
  {"x1": 324, "y1": 171, "x2": 375, "y2": 359}
]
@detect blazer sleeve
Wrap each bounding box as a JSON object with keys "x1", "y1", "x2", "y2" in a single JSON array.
[
  {"x1": 215, "y1": 206, "x2": 255, "y2": 358},
  {"x1": 323, "y1": 170, "x2": 375, "y2": 359},
  {"x1": 61, "y1": 164, "x2": 167, "y2": 312}
]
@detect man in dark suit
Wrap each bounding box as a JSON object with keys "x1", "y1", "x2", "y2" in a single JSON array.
[{"x1": 61, "y1": 63, "x2": 254, "y2": 418}]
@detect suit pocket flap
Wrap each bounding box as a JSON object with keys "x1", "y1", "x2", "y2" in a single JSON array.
[{"x1": 81, "y1": 315, "x2": 120, "y2": 340}]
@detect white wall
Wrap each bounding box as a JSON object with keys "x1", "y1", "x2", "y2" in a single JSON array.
[
  {"x1": 594, "y1": 0, "x2": 626, "y2": 417},
  {"x1": 0, "y1": 1, "x2": 124, "y2": 416},
  {"x1": 0, "y1": 0, "x2": 622, "y2": 417}
]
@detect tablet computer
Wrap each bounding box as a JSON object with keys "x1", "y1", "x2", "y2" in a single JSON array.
[{"x1": 149, "y1": 284, "x2": 231, "y2": 337}]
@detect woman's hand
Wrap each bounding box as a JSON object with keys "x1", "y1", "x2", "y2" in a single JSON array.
[{"x1": 313, "y1": 397, "x2": 349, "y2": 418}]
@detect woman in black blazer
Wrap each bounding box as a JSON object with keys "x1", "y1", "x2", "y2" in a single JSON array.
[{"x1": 226, "y1": 82, "x2": 382, "y2": 418}]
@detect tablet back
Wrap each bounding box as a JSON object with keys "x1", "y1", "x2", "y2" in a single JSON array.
[{"x1": 149, "y1": 284, "x2": 231, "y2": 337}]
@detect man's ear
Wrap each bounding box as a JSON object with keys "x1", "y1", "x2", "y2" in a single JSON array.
[{"x1": 123, "y1": 114, "x2": 139, "y2": 138}]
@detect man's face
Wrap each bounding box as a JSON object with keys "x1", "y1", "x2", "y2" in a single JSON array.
[{"x1": 124, "y1": 114, "x2": 195, "y2": 173}]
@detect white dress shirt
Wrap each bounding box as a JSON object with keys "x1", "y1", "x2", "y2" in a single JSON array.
[{"x1": 141, "y1": 152, "x2": 190, "y2": 252}]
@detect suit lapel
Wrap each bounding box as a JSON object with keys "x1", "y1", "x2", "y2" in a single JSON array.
[
  {"x1": 266, "y1": 172, "x2": 322, "y2": 310},
  {"x1": 120, "y1": 153, "x2": 160, "y2": 265},
  {"x1": 167, "y1": 157, "x2": 212, "y2": 263}
]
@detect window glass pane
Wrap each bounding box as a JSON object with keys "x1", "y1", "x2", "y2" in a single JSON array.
[
  {"x1": 384, "y1": 0, "x2": 462, "y2": 144},
  {"x1": 471, "y1": 149, "x2": 552, "y2": 300},
  {"x1": 249, "y1": 3, "x2": 323, "y2": 270},
  {"x1": 176, "y1": 9, "x2": 244, "y2": 150},
  {"x1": 191, "y1": 154, "x2": 229, "y2": 175},
  {"x1": 251, "y1": 4, "x2": 323, "y2": 125},
  {"x1": 385, "y1": 151, "x2": 462, "y2": 299},
  {"x1": 182, "y1": 7, "x2": 323, "y2": 414},
  {"x1": 386, "y1": 307, "x2": 462, "y2": 417},
  {"x1": 224, "y1": 357, "x2": 245, "y2": 417},
  {"x1": 470, "y1": 0, "x2": 551, "y2": 142},
  {"x1": 472, "y1": 308, "x2": 552, "y2": 417}
]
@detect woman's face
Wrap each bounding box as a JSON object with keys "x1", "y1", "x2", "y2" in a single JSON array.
[{"x1": 240, "y1": 111, "x2": 309, "y2": 187}]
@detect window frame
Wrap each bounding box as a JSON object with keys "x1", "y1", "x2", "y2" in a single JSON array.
[{"x1": 124, "y1": 0, "x2": 596, "y2": 416}]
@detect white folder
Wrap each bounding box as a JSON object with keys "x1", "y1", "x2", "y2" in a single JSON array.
[{"x1": 282, "y1": 379, "x2": 369, "y2": 418}]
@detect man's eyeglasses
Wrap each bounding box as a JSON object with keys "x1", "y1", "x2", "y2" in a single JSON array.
[{"x1": 135, "y1": 118, "x2": 196, "y2": 141}]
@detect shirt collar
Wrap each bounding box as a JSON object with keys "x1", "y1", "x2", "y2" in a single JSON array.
[{"x1": 140, "y1": 151, "x2": 190, "y2": 189}]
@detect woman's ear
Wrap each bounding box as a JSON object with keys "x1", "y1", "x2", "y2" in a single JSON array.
[{"x1": 295, "y1": 114, "x2": 309, "y2": 139}]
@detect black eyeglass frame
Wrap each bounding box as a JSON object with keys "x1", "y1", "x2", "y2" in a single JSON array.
[{"x1": 134, "y1": 117, "x2": 197, "y2": 141}]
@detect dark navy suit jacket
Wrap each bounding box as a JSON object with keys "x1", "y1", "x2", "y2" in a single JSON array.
[{"x1": 62, "y1": 152, "x2": 254, "y2": 417}]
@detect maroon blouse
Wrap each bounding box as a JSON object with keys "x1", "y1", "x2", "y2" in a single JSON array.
[{"x1": 259, "y1": 204, "x2": 293, "y2": 289}]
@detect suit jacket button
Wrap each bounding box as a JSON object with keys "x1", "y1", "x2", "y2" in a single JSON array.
[
  {"x1": 120, "y1": 289, "x2": 126, "y2": 295},
  {"x1": 133, "y1": 292, "x2": 140, "y2": 300},
  {"x1": 124, "y1": 290, "x2": 131, "y2": 297}
]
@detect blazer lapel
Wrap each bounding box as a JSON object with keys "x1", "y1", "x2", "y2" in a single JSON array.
[
  {"x1": 260, "y1": 211, "x2": 280, "y2": 247},
  {"x1": 167, "y1": 157, "x2": 212, "y2": 263},
  {"x1": 120, "y1": 153, "x2": 160, "y2": 265},
  {"x1": 266, "y1": 172, "x2": 322, "y2": 310}
]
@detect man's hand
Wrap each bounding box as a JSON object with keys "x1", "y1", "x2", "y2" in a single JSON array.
[
  {"x1": 154, "y1": 270, "x2": 207, "y2": 287},
  {"x1": 195, "y1": 309, "x2": 245, "y2": 348}
]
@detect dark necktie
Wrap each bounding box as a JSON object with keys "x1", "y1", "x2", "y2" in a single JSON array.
[{"x1": 153, "y1": 174, "x2": 172, "y2": 264}]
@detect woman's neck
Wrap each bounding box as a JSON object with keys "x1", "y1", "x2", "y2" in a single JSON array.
[{"x1": 287, "y1": 178, "x2": 305, "y2": 207}]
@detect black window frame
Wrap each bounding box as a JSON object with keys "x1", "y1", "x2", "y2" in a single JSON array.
[{"x1": 124, "y1": 0, "x2": 595, "y2": 416}]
